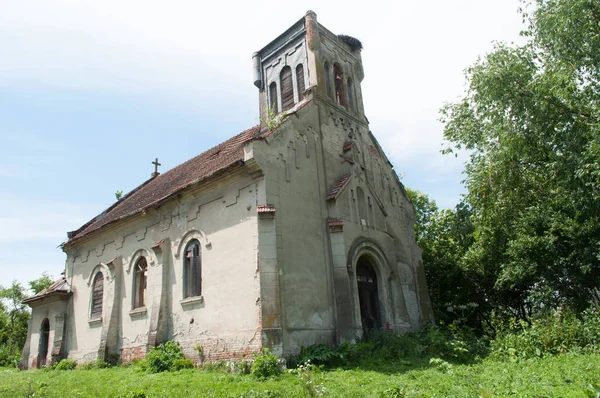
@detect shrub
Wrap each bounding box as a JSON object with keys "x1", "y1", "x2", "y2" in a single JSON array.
[
  {"x1": 366, "y1": 329, "x2": 423, "y2": 361},
  {"x1": 145, "y1": 341, "x2": 185, "y2": 373},
  {"x1": 581, "y1": 306, "x2": 600, "y2": 351},
  {"x1": 80, "y1": 358, "x2": 110, "y2": 370},
  {"x1": 55, "y1": 359, "x2": 77, "y2": 370},
  {"x1": 0, "y1": 344, "x2": 20, "y2": 368},
  {"x1": 296, "y1": 344, "x2": 342, "y2": 366},
  {"x1": 490, "y1": 307, "x2": 600, "y2": 360},
  {"x1": 171, "y1": 358, "x2": 194, "y2": 371},
  {"x1": 251, "y1": 348, "x2": 281, "y2": 380},
  {"x1": 232, "y1": 359, "x2": 252, "y2": 375}
]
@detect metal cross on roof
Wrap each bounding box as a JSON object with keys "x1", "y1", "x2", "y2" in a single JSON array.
[{"x1": 151, "y1": 158, "x2": 161, "y2": 177}]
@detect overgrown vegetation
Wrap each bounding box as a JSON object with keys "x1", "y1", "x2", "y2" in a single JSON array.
[
  {"x1": 143, "y1": 341, "x2": 187, "y2": 373},
  {"x1": 405, "y1": 0, "x2": 600, "y2": 338},
  {"x1": 260, "y1": 104, "x2": 284, "y2": 131},
  {"x1": 250, "y1": 348, "x2": 281, "y2": 380},
  {"x1": 54, "y1": 358, "x2": 77, "y2": 371},
  {"x1": 1, "y1": 347, "x2": 598, "y2": 397}
]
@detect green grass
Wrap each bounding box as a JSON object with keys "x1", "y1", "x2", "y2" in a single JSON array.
[{"x1": 1, "y1": 352, "x2": 599, "y2": 397}]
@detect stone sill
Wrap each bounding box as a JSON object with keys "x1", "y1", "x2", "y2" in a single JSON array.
[
  {"x1": 180, "y1": 296, "x2": 204, "y2": 307},
  {"x1": 88, "y1": 317, "x2": 102, "y2": 325},
  {"x1": 129, "y1": 307, "x2": 147, "y2": 317}
]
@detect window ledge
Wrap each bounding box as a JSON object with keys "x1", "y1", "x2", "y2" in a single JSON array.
[
  {"x1": 129, "y1": 307, "x2": 147, "y2": 316},
  {"x1": 88, "y1": 317, "x2": 102, "y2": 325},
  {"x1": 180, "y1": 296, "x2": 204, "y2": 307}
]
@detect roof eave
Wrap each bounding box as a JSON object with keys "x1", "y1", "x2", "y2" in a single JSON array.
[{"x1": 64, "y1": 158, "x2": 248, "y2": 246}]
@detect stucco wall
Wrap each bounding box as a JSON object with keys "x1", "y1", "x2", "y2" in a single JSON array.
[
  {"x1": 23, "y1": 298, "x2": 68, "y2": 368},
  {"x1": 62, "y1": 171, "x2": 263, "y2": 363}
]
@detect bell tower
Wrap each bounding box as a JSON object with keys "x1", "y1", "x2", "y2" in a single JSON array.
[{"x1": 252, "y1": 11, "x2": 367, "y2": 127}]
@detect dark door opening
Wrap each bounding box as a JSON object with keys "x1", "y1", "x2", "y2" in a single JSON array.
[
  {"x1": 356, "y1": 258, "x2": 381, "y2": 333},
  {"x1": 38, "y1": 318, "x2": 50, "y2": 368}
]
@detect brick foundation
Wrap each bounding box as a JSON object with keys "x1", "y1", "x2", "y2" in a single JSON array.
[{"x1": 121, "y1": 346, "x2": 146, "y2": 363}]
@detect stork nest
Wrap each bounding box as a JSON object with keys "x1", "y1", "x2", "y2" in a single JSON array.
[{"x1": 338, "y1": 35, "x2": 363, "y2": 51}]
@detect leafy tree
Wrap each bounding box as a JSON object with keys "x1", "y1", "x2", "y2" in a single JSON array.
[
  {"x1": 407, "y1": 189, "x2": 482, "y2": 328},
  {"x1": 441, "y1": 0, "x2": 600, "y2": 317},
  {"x1": 29, "y1": 272, "x2": 54, "y2": 295},
  {"x1": 0, "y1": 281, "x2": 29, "y2": 366}
]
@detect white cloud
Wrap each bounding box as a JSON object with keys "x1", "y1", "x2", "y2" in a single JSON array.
[
  {"x1": 0, "y1": 198, "x2": 99, "y2": 242},
  {"x1": 0, "y1": 1, "x2": 525, "y2": 201},
  {"x1": 0, "y1": 167, "x2": 16, "y2": 177}
]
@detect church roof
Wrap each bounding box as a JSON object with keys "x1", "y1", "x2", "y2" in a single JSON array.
[
  {"x1": 66, "y1": 125, "x2": 265, "y2": 243},
  {"x1": 23, "y1": 277, "x2": 71, "y2": 304}
]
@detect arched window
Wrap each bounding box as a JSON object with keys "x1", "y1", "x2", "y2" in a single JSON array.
[
  {"x1": 324, "y1": 62, "x2": 333, "y2": 99},
  {"x1": 280, "y1": 66, "x2": 294, "y2": 112},
  {"x1": 133, "y1": 257, "x2": 147, "y2": 309},
  {"x1": 296, "y1": 64, "x2": 305, "y2": 100},
  {"x1": 269, "y1": 82, "x2": 278, "y2": 114},
  {"x1": 184, "y1": 239, "x2": 201, "y2": 298},
  {"x1": 347, "y1": 77, "x2": 355, "y2": 112},
  {"x1": 334, "y1": 64, "x2": 348, "y2": 108},
  {"x1": 90, "y1": 272, "x2": 104, "y2": 319}
]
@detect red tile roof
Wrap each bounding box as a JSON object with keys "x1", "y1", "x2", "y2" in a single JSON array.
[
  {"x1": 67, "y1": 125, "x2": 266, "y2": 243},
  {"x1": 327, "y1": 173, "x2": 351, "y2": 200},
  {"x1": 327, "y1": 218, "x2": 344, "y2": 227},
  {"x1": 257, "y1": 204, "x2": 277, "y2": 213},
  {"x1": 23, "y1": 278, "x2": 71, "y2": 304}
]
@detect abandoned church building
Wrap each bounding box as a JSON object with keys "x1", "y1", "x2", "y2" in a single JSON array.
[{"x1": 21, "y1": 11, "x2": 432, "y2": 368}]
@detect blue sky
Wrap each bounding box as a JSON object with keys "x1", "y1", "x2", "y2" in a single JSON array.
[{"x1": 0, "y1": 0, "x2": 524, "y2": 290}]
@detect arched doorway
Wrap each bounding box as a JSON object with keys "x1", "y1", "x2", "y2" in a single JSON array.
[
  {"x1": 356, "y1": 257, "x2": 381, "y2": 333},
  {"x1": 38, "y1": 318, "x2": 50, "y2": 368}
]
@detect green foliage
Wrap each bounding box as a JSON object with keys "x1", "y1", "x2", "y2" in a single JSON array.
[
  {"x1": 28, "y1": 272, "x2": 54, "y2": 295},
  {"x1": 440, "y1": 0, "x2": 600, "y2": 318},
  {"x1": 231, "y1": 359, "x2": 252, "y2": 375},
  {"x1": 201, "y1": 360, "x2": 231, "y2": 373},
  {"x1": 0, "y1": 280, "x2": 30, "y2": 366},
  {"x1": 261, "y1": 104, "x2": 284, "y2": 131},
  {"x1": 171, "y1": 358, "x2": 194, "y2": 371},
  {"x1": 80, "y1": 358, "x2": 110, "y2": 370},
  {"x1": 145, "y1": 341, "x2": 185, "y2": 373},
  {"x1": 55, "y1": 358, "x2": 77, "y2": 370},
  {"x1": 295, "y1": 344, "x2": 342, "y2": 366},
  {"x1": 288, "y1": 361, "x2": 326, "y2": 397},
  {"x1": 1, "y1": 352, "x2": 599, "y2": 397},
  {"x1": 364, "y1": 329, "x2": 423, "y2": 361},
  {"x1": 251, "y1": 348, "x2": 281, "y2": 380},
  {"x1": 0, "y1": 343, "x2": 21, "y2": 368},
  {"x1": 406, "y1": 189, "x2": 483, "y2": 330},
  {"x1": 491, "y1": 306, "x2": 600, "y2": 360}
]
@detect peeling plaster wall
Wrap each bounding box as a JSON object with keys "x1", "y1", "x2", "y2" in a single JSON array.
[
  {"x1": 62, "y1": 172, "x2": 262, "y2": 364},
  {"x1": 252, "y1": 104, "x2": 337, "y2": 356}
]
